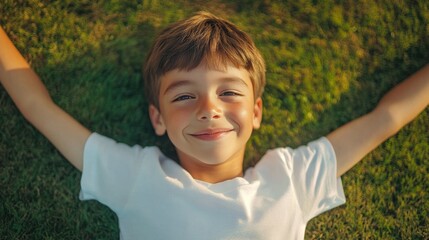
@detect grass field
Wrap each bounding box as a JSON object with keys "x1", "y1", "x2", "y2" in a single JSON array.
[{"x1": 1, "y1": 0, "x2": 428, "y2": 239}]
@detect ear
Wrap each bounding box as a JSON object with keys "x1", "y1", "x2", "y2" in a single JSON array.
[
  {"x1": 149, "y1": 104, "x2": 166, "y2": 136},
  {"x1": 252, "y1": 97, "x2": 263, "y2": 129}
]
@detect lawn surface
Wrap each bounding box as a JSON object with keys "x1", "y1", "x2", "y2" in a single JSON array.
[{"x1": 1, "y1": 0, "x2": 428, "y2": 239}]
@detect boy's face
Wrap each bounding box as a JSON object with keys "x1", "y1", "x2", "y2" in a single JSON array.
[{"x1": 149, "y1": 64, "x2": 263, "y2": 168}]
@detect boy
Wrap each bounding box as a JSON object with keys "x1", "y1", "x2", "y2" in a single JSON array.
[{"x1": 0, "y1": 11, "x2": 428, "y2": 239}]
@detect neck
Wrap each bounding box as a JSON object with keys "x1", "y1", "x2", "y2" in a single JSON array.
[{"x1": 178, "y1": 151, "x2": 244, "y2": 184}]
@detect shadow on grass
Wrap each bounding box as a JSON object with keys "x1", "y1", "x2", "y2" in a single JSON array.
[
  {"x1": 1, "y1": 1, "x2": 428, "y2": 238},
  {"x1": 0, "y1": 19, "x2": 180, "y2": 239},
  {"x1": 301, "y1": 39, "x2": 429, "y2": 239},
  {"x1": 303, "y1": 41, "x2": 429, "y2": 142}
]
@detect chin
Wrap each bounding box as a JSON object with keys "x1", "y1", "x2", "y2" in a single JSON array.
[{"x1": 196, "y1": 150, "x2": 240, "y2": 166}]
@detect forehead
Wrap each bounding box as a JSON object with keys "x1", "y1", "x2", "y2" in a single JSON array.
[{"x1": 160, "y1": 64, "x2": 252, "y2": 92}]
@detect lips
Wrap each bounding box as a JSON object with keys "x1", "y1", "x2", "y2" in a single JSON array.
[{"x1": 189, "y1": 128, "x2": 233, "y2": 141}]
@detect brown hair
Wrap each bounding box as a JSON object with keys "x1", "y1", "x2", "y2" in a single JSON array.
[{"x1": 143, "y1": 11, "x2": 266, "y2": 108}]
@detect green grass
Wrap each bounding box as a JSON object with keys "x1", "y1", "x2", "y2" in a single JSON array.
[{"x1": 1, "y1": 0, "x2": 428, "y2": 239}]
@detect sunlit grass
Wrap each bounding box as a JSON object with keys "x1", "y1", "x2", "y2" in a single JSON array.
[{"x1": 1, "y1": 0, "x2": 428, "y2": 238}]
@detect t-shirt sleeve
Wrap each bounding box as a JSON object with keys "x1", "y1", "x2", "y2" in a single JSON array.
[
  {"x1": 290, "y1": 137, "x2": 346, "y2": 221},
  {"x1": 259, "y1": 137, "x2": 346, "y2": 222},
  {"x1": 79, "y1": 132, "x2": 149, "y2": 211}
]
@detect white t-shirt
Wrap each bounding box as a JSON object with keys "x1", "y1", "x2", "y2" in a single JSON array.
[{"x1": 80, "y1": 133, "x2": 345, "y2": 240}]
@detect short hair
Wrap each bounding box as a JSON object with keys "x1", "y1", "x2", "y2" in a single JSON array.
[{"x1": 143, "y1": 11, "x2": 266, "y2": 108}]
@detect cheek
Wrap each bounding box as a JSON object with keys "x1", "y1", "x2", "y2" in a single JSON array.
[
  {"x1": 163, "y1": 106, "x2": 194, "y2": 128},
  {"x1": 227, "y1": 103, "x2": 254, "y2": 122}
]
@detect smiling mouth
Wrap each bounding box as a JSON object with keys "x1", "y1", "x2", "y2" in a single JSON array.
[{"x1": 189, "y1": 129, "x2": 233, "y2": 141}]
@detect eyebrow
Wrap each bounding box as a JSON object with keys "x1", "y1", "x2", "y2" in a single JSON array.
[
  {"x1": 163, "y1": 77, "x2": 249, "y2": 95},
  {"x1": 221, "y1": 77, "x2": 249, "y2": 87},
  {"x1": 163, "y1": 80, "x2": 194, "y2": 95}
]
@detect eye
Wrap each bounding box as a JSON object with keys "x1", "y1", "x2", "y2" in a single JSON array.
[
  {"x1": 220, "y1": 91, "x2": 242, "y2": 97},
  {"x1": 172, "y1": 95, "x2": 195, "y2": 102}
]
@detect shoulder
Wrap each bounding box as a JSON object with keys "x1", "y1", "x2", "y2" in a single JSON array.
[
  {"x1": 85, "y1": 132, "x2": 160, "y2": 155},
  {"x1": 251, "y1": 137, "x2": 336, "y2": 183},
  {"x1": 83, "y1": 132, "x2": 166, "y2": 171},
  {"x1": 258, "y1": 137, "x2": 335, "y2": 167}
]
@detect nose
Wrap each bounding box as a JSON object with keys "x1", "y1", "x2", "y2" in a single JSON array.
[{"x1": 197, "y1": 95, "x2": 221, "y2": 120}]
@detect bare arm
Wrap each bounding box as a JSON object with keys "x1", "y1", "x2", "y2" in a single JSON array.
[
  {"x1": 0, "y1": 26, "x2": 91, "y2": 171},
  {"x1": 327, "y1": 64, "x2": 429, "y2": 177}
]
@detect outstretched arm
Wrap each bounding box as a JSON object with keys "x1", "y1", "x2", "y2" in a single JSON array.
[
  {"x1": 0, "y1": 26, "x2": 91, "y2": 171},
  {"x1": 327, "y1": 64, "x2": 429, "y2": 177}
]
